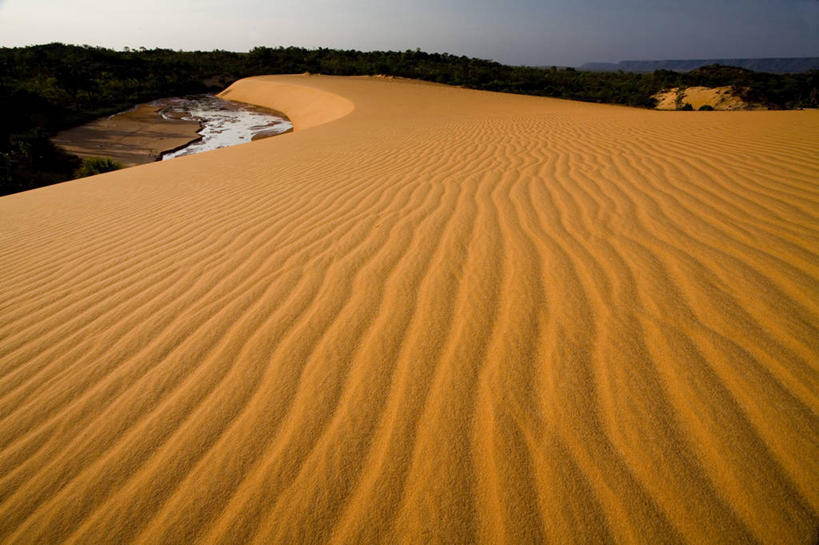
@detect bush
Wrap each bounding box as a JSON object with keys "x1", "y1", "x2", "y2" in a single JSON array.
[
  {"x1": 0, "y1": 128, "x2": 81, "y2": 196},
  {"x1": 77, "y1": 156, "x2": 123, "y2": 177},
  {"x1": 680, "y1": 103, "x2": 694, "y2": 110},
  {"x1": 698, "y1": 104, "x2": 715, "y2": 111}
]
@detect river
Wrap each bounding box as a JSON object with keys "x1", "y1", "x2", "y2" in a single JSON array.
[{"x1": 159, "y1": 95, "x2": 293, "y2": 160}]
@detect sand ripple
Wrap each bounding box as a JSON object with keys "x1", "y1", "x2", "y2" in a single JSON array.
[{"x1": 0, "y1": 75, "x2": 817, "y2": 544}]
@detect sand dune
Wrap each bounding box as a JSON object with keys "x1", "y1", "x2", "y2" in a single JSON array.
[
  {"x1": 0, "y1": 75, "x2": 817, "y2": 544},
  {"x1": 653, "y1": 86, "x2": 752, "y2": 110}
]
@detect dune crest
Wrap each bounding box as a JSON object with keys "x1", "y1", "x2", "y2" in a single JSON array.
[
  {"x1": 218, "y1": 75, "x2": 354, "y2": 130},
  {"x1": 0, "y1": 75, "x2": 817, "y2": 545}
]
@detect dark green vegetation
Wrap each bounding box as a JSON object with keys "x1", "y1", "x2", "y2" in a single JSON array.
[
  {"x1": 77, "y1": 157, "x2": 124, "y2": 178},
  {"x1": 0, "y1": 128, "x2": 81, "y2": 196},
  {"x1": 2, "y1": 43, "x2": 818, "y2": 196}
]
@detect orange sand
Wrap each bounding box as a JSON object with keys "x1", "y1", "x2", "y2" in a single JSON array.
[
  {"x1": 1, "y1": 75, "x2": 817, "y2": 545},
  {"x1": 653, "y1": 86, "x2": 751, "y2": 110}
]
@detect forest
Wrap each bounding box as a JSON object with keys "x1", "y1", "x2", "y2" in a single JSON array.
[{"x1": 2, "y1": 43, "x2": 818, "y2": 196}]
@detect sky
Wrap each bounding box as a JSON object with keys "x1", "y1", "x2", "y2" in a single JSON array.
[{"x1": 0, "y1": 0, "x2": 817, "y2": 67}]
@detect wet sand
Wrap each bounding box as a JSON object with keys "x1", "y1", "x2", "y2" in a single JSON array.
[
  {"x1": 159, "y1": 96, "x2": 292, "y2": 160},
  {"x1": 52, "y1": 103, "x2": 203, "y2": 166},
  {"x1": 1, "y1": 75, "x2": 818, "y2": 544}
]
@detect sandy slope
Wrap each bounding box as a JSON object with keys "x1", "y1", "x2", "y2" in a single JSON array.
[
  {"x1": 1, "y1": 75, "x2": 817, "y2": 545},
  {"x1": 653, "y1": 86, "x2": 751, "y2": 111}
]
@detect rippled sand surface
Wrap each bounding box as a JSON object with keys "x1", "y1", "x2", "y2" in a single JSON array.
[{"x1": 1, "y1": 75, "x2": 817, "y2": 545}]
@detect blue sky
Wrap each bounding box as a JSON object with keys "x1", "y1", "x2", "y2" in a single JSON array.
[{"x1": 0, "y1": 0, "x2": 817, "y2": 66}]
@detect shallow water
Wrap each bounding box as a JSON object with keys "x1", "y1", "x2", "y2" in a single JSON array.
[{"x1": 159, "y1": 95, "x2": 292, "y2": 160}]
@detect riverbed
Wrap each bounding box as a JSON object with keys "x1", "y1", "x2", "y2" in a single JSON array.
[
  {"x1": 52, "y1": 95, "x2": 292, "y2": 167},
  {"x1": 159, "y1": 95, "x2": 292, "y2": 160}
]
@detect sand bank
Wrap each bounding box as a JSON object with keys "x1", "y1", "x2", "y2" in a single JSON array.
[
  {"x1": 1, "y1": 75, "x2": 817, "y2": 545},
  {"x1": 52, "y1": 103, "x2": 202, "y2": 166},
  {"x1": 653, "y1": 86, "x2": 754, "y2": 110}
]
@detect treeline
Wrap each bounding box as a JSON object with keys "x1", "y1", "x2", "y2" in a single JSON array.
[{"x1": 2, "y1": 43, "x2": 818, "y2": 196}]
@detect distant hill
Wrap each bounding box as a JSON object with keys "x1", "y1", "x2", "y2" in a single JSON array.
[{"x1": 580, "y1": 58, "x2": 819, "y2": 73}]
